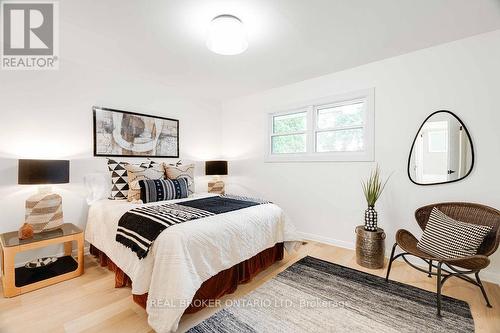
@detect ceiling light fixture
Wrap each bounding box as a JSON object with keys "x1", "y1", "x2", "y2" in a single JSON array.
[{"x1": 206, "y1": 14, "x2": 248, "y2": 55}]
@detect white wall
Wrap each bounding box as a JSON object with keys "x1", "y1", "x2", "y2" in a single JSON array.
[
  {"x1": 0, "y1": 18, "x2": 222, "y2": 264},
  {"x1": 221, "y1": 30, "x2": 500, "y2": 283},
  {"x1": 0, "y1": 65, "x2": 221, "y2": 227},
  {"x1": 1, "y1": 4, "x2": 499, "y2": 284}
]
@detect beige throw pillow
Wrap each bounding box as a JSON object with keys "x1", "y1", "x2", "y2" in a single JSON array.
[
  {"x1": 125, "y1": 161, "x2": 165, "y2": 202},
  {"x1": 164, "y1": 163, "x2": 195, "y2": 196}
]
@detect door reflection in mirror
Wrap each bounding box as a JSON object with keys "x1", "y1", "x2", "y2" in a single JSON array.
[{"x1": 408, "y1": 111, "x2": 474, "y2": 185}]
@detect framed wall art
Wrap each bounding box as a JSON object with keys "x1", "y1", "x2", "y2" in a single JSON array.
[{"x1": 93, "y1": 106, "x2": 179, "y2": 158}]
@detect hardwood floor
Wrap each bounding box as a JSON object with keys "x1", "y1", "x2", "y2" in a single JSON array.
[{"x1": 1, "y1": 241, "x2": 499, "y2": 332}]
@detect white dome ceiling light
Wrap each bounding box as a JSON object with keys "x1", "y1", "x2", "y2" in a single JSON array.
[{"x1": 206, "y1": 14, "x2": 248, "y2": 55}]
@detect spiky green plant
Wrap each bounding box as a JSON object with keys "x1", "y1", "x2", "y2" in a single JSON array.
[{"x1": 361, "y1": 166, "x2": 390, "y2": 207}]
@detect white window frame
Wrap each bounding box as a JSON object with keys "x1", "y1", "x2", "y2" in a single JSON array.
[
  {"x1": 266, "y1": 88, "x2": 374, "y2": 162},
  {"x1": 268, "y1": 107, "x2": 311, "y2": 155}
]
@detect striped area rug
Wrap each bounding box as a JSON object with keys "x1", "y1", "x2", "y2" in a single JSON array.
[{"x1": 188, "y1": 256, "x2": 474, "y2": 333}]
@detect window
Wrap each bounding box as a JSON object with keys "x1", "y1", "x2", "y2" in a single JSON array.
[
  {"x1": 270, "y1": 110, "x2": 308, "y2": 154},
  {"x1": 267, "y1": 89, "x2": 374, "y2": 162},
  {"x1": 315, "y1": 101, "x2": 365, "y2": 153}
]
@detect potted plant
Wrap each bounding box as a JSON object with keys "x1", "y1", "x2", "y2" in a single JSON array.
[{"x1": 361, "y1": 166, "x2": 390, "y2": 231}]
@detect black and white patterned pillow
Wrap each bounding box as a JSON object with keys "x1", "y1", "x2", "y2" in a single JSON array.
[
  {"x1": 139, "y1": 178, "x2": 189, "y2": 203},
  {"x1": 107, "y1": 159, "x2": 151, "y2": 200},
  {"x1": 107, "y1": 159, "x2": 129, "y2": 200},
  {"x1": 417, "y1": 207, "x2": 492, "y2": 259}
]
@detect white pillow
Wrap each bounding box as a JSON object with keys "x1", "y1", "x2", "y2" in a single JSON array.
[{"x1": 84, "y1": 172, "x2": 111, "y2": 204}]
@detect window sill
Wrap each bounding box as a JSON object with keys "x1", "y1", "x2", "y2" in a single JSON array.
[{"x1": 265, "y1": 151, "x2": 374, "y2": 163}]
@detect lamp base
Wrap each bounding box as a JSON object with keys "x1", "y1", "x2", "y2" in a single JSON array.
[
  {"x1": 25, "y1": 192, "x2": 64, "y2": 233},
  {"x1": 208, "y1": 180, "x2": 225, "y2": 195}
]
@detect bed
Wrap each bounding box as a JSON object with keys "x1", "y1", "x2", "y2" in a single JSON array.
[{"x1": 85, "y1": 193, "x2": 299, "y2": 333}]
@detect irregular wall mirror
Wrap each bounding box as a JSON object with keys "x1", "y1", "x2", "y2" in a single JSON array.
[{"x1": 408, "y1": 110, "x2": 474, "y2": 185}]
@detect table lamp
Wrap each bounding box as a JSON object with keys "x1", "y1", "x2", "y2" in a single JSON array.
[
  {"x1": 18, "y1": 159, "x2": 70, "y2": 233},
  {"x1": 205, "y1": 160, "x2": 227, "y2": 194}
]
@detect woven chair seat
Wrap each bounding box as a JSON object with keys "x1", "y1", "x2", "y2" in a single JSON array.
[
  {"x1": 395, "y1": 229, "x2": 490, "y2": 270},
  {"x1": 387, "y1": 202, "x2": 499, "y2": 315}
]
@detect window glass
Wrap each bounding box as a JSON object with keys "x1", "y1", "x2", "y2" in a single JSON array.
[
  {"x1": 271, "y1": 134, "x2": 307, "y2": 154},
  {"x1": 316, "y1": 128, "x2": 364, "y2": 152},
  {"x1": 273, "y1": 112, "x2": 307, "y2": 134},
  {"x1": 317, "y1": 102, "x2": 364, "y2": 130}
]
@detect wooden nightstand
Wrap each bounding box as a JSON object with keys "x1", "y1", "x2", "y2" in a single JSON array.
[{"x1": 0, "y1": 223, "x2": 84, "y2": 297}]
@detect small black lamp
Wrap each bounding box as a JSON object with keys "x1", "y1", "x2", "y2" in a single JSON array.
[
  {"x1": 18, "y1": 159, "x2": 70, "y2": 233},
  {"x1": 205, "y1": 160, "x2": 227, "y2": 194}
]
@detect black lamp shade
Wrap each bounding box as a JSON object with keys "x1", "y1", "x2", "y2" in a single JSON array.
[
  {"x1": 18, "y1": 159, "x2": 70, "y2": 185},
  {"x1": 205, "y1": 160, "x2": 228, "y2": 176}
]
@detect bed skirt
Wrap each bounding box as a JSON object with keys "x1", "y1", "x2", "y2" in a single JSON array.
[{"x1": 89, "y1": 243, "x2": 284, "y2": 314}]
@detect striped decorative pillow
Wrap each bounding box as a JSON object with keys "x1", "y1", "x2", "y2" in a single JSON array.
[
  {"x1": 417, "y1": 207, "x2": 492, "y2": 259},
  {"x1": 138, "y1": 178, "x2": 189, "y2": 203}
]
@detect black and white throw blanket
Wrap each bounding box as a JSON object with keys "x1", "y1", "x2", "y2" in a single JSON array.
[{"x1": 116, "y1": 195, "x2": 270, "y2": 259}]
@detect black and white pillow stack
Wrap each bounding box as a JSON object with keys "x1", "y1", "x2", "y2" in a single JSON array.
[
  {"x1": 107, "y1": 159, "x2": 197, "y2": 202},
  {"x1": 417, "y1": 207, "x2": 492, "y2": 259},
  {"x1": 139, "y1": 178, "x2": 189, "y2": 203}
]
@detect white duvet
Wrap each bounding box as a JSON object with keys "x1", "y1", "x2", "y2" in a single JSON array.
[{"x1": 85, "y1": 193, "x2": 300, "y2": 332}]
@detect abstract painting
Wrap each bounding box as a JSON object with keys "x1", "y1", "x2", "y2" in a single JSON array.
[{"x1": 93, "y1": 106, "x2": 179, "y2": 157}]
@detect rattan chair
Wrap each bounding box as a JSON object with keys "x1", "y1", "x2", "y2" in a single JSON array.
[{"x1": 385, "y1": 202, "x2": 500, "y2": 316}]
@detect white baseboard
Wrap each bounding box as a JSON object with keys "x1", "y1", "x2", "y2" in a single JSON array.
[
  {"x1": 297, "y1": 232, "x2": 355, "y2": 250},
  {"x1": 479, "y1": 270, "x2": 500, "y2": 285},
  {"x1": 297, "y1": 231, "x2": 500, "y2": 285}
]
